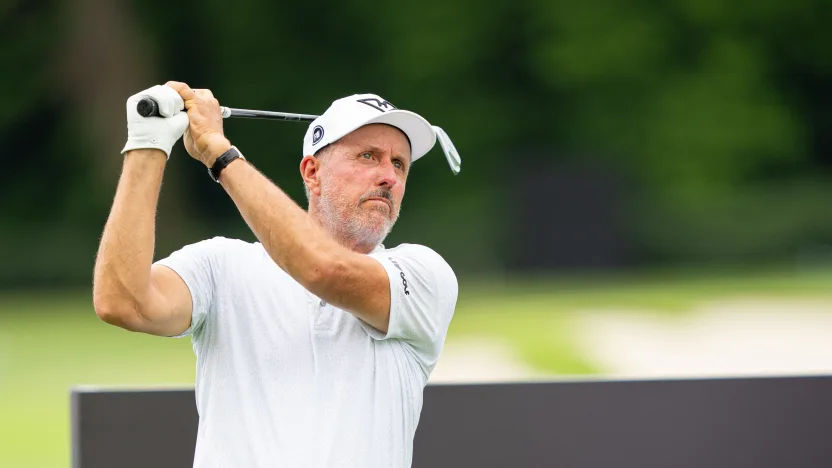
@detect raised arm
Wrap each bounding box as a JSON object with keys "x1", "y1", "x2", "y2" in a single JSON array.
[
  {"x1": 218, "y1": 153, "x2": 393, "y2": 332},
  {"x1": 167, "y1": 81, "x2": 394, "y2": 333},
  {"x1": 92, "y1": 86, "x2": 194, "y2": 337}
]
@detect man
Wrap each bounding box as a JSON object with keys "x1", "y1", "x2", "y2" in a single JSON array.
[{"x1": 92, "y1": 82, "x2": 458, "y2": 468}]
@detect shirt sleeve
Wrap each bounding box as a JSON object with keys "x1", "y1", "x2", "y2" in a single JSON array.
[
  {"x1": 363, "y1": 244, "x2": 459, "y2": 362},
  {"x1": 153, "y1": 237, "x2": 226, "y2": 338}
]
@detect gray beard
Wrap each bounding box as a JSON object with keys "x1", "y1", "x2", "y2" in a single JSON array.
[{"x1": 317, "y1": 183, "x2": 400, "y2": 251}]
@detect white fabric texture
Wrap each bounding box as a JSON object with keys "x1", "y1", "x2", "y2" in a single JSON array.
[
  {"x1": 154, "y1": 237, "x2": 458, "y2": 468},
  {"x1": 122, "y1": 85, "x2": 189, "y2": 158}
]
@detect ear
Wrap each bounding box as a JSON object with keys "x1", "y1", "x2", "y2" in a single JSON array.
[{"x1": 300, "y1": 155, "x2": 322, "y2": 196}]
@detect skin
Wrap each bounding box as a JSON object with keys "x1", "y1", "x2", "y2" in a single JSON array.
[
  {"x1": 93, "y1": 82, "x2": 410, "y2": 337},
  {"x1": 303, "y1": 125, "x2": 410, "y2": 253}
]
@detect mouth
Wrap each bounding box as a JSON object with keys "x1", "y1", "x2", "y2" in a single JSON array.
[{"x1": 365, "y1": 197, "x2": 393, "y2": 210}]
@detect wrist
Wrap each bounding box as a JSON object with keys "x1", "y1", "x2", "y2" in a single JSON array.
[
  {"x1": 122, "y1": 149, "x2": 167, "y2": 182},
  {"x1": 217, "y1": 156, "x2": 246, "y2": 183},
  {"x1": 203, "y1": 138, "x2": 233, "y2": 167},
  {"x1": 208, "y1": 146, "x2": 246, "y2": 183},
  {"x1": 124, "y1": 148, "x2": 168, "y2": 163}
]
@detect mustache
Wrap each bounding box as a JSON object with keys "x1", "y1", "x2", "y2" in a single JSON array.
[{"x1": 360, "y1": 188, "x2": 394, "y2": 204}]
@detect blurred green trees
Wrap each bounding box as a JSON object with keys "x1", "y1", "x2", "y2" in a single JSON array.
[{"x1": 2, "y1": 0, "x2": 831, "y2": 287}]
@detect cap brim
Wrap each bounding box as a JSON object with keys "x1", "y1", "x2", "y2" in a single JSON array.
[{"x1": 363, "y1": 110, "x2": 437, "y2": 162}]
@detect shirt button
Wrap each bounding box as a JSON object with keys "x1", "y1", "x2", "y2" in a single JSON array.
[{"x1": 319, "y1": 300, "x2": 326, "y2": 307}]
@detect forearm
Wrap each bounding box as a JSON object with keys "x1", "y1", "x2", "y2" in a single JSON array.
[
  {"x1": 93, "y1": 150, "x2": 166, "y2": 315},
  {"x1": 218, "y1": 157, "x2": 342, "y2": 288}
]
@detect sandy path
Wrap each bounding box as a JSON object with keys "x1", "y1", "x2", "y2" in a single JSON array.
[
  {"x1": 431, "y1": 299, "x2": 832, "y2": 383},
  {"x1": 573, "y1": 299, "x2": 832, "y2": 377}
]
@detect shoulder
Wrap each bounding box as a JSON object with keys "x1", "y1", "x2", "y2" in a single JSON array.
[
  {"x1": 187, "y1": 236, "x2": 258, "y2": 251},
  {"x1": 388, "y1": 243, "x2": 451, "y2": 262},
  {"x1": 163, "y1": 236, "x2": 261, "y2": 262},
  {"x1": 381, "y1": 243, "x2": 457, "y2": 285},
  {"x1": 195, "y1": 235, "x2": 255, "y2": 249}
]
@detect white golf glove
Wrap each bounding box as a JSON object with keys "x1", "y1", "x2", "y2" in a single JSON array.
[{"x1": 122, "y1": 85, "x2": 189, "y2": 158}]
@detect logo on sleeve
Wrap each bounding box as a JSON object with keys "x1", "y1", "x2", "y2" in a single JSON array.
[
  {"x1": 357, "y1": 98, "x2": 397, "y2": 113},
  {"x1": 388, "y1": 257, "x2": 410, "y2": 296}
]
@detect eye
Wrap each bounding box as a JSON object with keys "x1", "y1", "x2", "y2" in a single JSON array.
[
  {"x1": 393, "y1": 160, "x2": 404, "y2": 170},
  {"x1": 360, "y1": 152, "x2": 373, "y2": 159}
]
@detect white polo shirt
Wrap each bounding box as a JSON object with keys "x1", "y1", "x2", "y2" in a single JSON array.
[{"x1": 154, "y1": 237, "x2": 458, "y2": 468}]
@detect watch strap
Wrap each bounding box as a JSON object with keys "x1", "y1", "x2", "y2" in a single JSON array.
[{"x1": 208, "y1": 146, "x2": 245, "y2": 182}]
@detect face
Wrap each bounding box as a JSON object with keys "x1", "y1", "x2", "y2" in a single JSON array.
[{"x1": 304, "y1": 123, "x2": 411, "y2": 251}]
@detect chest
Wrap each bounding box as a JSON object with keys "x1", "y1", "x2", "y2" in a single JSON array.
[{"x1": 211, "y1": 262, "x2": 373, "y2": 360}]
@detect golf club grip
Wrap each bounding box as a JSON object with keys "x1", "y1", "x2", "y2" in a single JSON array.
[{"x1": 136, "y1": 98, "x2": 160, "y2": 117}]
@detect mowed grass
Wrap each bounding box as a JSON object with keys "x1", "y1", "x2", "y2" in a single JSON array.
[
  {"x1": 0, "y1": 294, "x2": 198, "y2": 468},
  {"x1": 3, "y1": 266, "x2": 832, "y2": 468}
]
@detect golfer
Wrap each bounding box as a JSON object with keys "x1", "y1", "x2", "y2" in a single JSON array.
[{"x1": 92, "y1": 82, "x2": 458, "y2": 467}]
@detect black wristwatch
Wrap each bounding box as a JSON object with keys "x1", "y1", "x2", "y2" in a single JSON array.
[{"x1": 208, "y1": 146, "x2": 246, "y2": 183}]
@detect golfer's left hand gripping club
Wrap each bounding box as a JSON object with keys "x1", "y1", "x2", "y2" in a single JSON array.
[{"x1": 137, "y1": 97, "x2": 461, "y2": 174}]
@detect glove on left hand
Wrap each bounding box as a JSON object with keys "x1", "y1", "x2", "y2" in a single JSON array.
[{"x1": 121, "y1": 84, "x2": 190, "y2": 158}]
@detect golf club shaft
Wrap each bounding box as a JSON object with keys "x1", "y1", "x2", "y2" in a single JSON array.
[
  {"x1": 136, "y1": 98, "x2": 318, "y2": 122},
  {"x1": 223, "y1": 107, "x2": 318, "y2": 122}
]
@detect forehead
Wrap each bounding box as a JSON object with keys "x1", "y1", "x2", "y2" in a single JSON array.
[{"x1": 336, "y1": 124, "x2": 412, "y2": 158}]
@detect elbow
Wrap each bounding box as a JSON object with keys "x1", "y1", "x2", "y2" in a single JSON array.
[
  {"x1": 93, "y1": 295, "x2": 138, "y2": 328},
  {"x1": 93, "y1": 297, "x2": 121, "y2": 326}
]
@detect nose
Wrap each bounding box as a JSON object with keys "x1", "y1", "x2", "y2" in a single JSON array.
[{"x1": 375, "y1": 157, "x2": 398, "y2": 189}]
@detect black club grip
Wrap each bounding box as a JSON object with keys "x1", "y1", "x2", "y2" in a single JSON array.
[{"x1": 136, "y1": 98, "x2": 160, "y2": 117}]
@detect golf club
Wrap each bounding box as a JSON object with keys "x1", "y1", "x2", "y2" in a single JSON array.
[{"x1": 137, "y1": 97, "x2": 461, "y2": 174}]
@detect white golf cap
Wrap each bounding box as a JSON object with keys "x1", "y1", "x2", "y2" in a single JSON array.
[{"x1": 302, "y1": 93, "x2": 437, "y2": 162}]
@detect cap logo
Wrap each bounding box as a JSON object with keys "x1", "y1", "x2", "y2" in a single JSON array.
[
  {"x1": 357, "y1": 98, "x2": 397, "y2": 113},
  {"x1": 312, "y1": 125, "x2": 324, "y2": 145}
]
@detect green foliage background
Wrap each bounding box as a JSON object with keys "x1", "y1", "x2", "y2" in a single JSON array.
[{"x1": 3, "y1": 0, "x2": 832, "y2": 286}]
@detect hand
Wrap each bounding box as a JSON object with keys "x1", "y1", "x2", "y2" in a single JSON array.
[
  {"x1": 165, "y1": 81, "x2": 232, "y2": 167},
  {"x1": 122, "y1": 84, "x2": 190, "y2": 158}
]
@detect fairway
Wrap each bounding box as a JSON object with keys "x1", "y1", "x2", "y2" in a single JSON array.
[{"x1": 3, "y1": 267, "x2": 832, "y2": 468}]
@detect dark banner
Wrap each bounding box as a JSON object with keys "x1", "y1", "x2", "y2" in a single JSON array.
[{"x1": 72, "y1": 376, "x2": 832, "y2": 468}]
